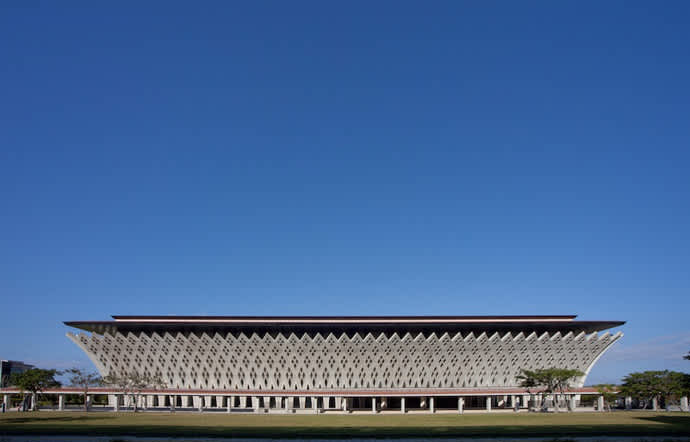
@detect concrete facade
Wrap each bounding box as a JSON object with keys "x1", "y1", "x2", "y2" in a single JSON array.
[{"x1": 66, "y1": 315, "x2": 623, "y2": 393}]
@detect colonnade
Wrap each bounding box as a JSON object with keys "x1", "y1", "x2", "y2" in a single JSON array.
[{"x1": 3, "y1": 392, "x2": 689, "y2": 413}]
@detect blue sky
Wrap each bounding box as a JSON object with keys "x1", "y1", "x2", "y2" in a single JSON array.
[{"x1": 1, "y1": 1, "x2": 689, "y2": 384}]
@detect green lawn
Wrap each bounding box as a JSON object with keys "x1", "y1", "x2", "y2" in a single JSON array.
[{"x1": 1, "y1": 411, "x2": 689, "y2": 438}]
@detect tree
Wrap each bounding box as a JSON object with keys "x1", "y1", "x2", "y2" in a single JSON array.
[
  {"x1": 684, "y1": 351, "x2": 690, "y2": 361},
  {"x1": 516, "y1": 367, "x2": 584, "y2": 412},
  {"x1": 65, "y1": 368, "x2": 102, "y2": 412},
  {"x1": 103, "y1": 371, "x2": 166, "y2": 412},
  {"x1": 594, "y1": 384, "x2": 618, "y2": 411},
  {"x1": 9, "y1": 369, "x2": 61, "y2": 411},
  {"x1": 516, "y1": 369, "x2": 541, "y2": 411},
  {"x1": 620, "y1": 370, "x2": 686, "y2": 410}
]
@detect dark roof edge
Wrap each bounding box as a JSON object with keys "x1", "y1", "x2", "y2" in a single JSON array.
[{"x1": 110, "y1": 315, "x2": 578, "y2": 321}]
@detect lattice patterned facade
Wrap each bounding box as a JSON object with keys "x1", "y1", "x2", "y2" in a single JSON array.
[{"x1": 67, "y1": 328, "x2": 622, "y2": 391}]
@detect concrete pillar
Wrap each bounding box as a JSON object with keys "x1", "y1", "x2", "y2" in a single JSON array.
[
  {"x1": 625, "y1": 396, "x2": 632, "y2": 410},
  {"x1": 523, "y1": 395, "x2": 529, "y2": 409},
  {"x1": 486, "y1": 396, "x2": 492, "y2": 411},
  {"x1": 597, "y1": 395, "x2": 605, "y2": 412},
  {"x1": 313, "y1": 396, "x2": 318, "y2": 414},
  {"x1": 458, "y1": 397, "x2": 464, "y2": 414},
  {"x1": 157, "y1": 395, "x2": 165, "y2": 408},
  {"x1": 253, "y1": 396, "x2": 260, "y2": 412},
  {"x1": 199, "y1": 396, "x2": 204, "y2": 412},
  {"x1": 32, "y1": 393, "x2": 37, "y2": 411},
  {"x1": 652, "y1": 397, "x2": 658, "y2": 411},
  {"x1": 264, "y1": 396, "x2": 270, "y2": 411},
  {"x1": 569, "y1": 395, "x2": 577, "y2": 411},
  {"x1": 240, "y1": 396, "x2": 247, "y2": 408},
  {"x1": 372, "y1": 397, "x2": 377, "y2": 413},
  {"x1": 430, "y1": 397, "x2": 435, "y2": 413},
  {"x1": 401, "y1": 397, "x2": 406, "y2": 413},
  {"x1": 342, "y1": 397, "x2": 347, "y2": 412},
  {"x1": 170, "y1": 395, "x2": 176, "y2": 411},
  {"x1": 680, "y1": 396, "x2": 688, "y2": 412},
  {"x1": 147, "y1": 395, "x2": 155, "y2": 409}
]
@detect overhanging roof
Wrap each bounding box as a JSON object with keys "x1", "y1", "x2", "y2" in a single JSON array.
[{"x1": 65, "y1": 315, "x2": 625, "y2": 336}]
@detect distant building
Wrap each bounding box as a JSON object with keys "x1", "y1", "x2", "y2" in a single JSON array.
[{"x1": 0, "y1": 360, "x2": 34, "y2": 388}]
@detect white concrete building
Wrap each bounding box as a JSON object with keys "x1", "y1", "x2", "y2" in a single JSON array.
[{"x1": 54, "y1": 315, "x2": 626, "y2": 412}]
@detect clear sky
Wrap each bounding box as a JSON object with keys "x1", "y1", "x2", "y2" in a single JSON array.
[{"x1": 1, "y1": 1, "x2": 689, "y2": 385}]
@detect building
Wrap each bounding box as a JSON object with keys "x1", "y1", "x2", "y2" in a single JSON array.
[
  {"x1": 0, "y1": 360, "x2": 34, "y2": 388},
  {"x1": 58, "y1": 315, "x2": 625, "y2": 411}
]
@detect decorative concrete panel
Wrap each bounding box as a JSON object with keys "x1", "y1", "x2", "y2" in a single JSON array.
[{"x1": 68, "y1": 330, "x2": 621, "y2": 391}]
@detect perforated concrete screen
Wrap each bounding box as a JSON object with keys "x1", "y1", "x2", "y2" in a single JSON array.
[{"x1": 65, "y1": 316, "x2": 623, "y2": 393}]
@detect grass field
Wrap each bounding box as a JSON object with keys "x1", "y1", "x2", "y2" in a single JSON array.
[{"x1": 1, "y1": 411, "x2": 689, "y2": 438}]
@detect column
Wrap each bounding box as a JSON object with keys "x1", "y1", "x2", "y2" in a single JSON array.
[
  {"x1": 523, "y1": 395, "x2": 529, "y2": 409},
  {"x1": 372, "y1": 397, "x2": 377, "y2": 413},
  {"x1": 147, "y1": 395, "x2": 155, "y2": 409},
  {"x1": 299, "y1": 396, "x2": 305, "y2": 409},
  {"x1": 335, "y1": 396, "x2": 342, "y2": 412},
  {"x1": 458, "y1": 397, "x2": 464, "y2": 414},
  {"x1": 170, "y1": 395, "x2": 176, "y2": 411},
  {"x1": 199, "y1": 395, "x2": 205, "y2": 412},
  {"x1": 32, "y1": 393, "x2": 37, "y2": 411},
  {"x1": 240, "y1": 396, "x2": 247, "y2": 408},
  {"x1": 313, "y1": 396, "x2": 318, "y2": 414},
  {"x1": 342, "y1": 397, "x2": 348, "y2": 412},
  {"x1": 253, "y1": 396, "x2": 260, "y2": 412},
  {"x1": 227, "y1": 396, "x2": 232, "y2": 413},
  {"x1": 401, "y1": 397, "x2": 406, "y2": 413},
  {"x1": 569, "y1": 395, "x2": 577, "y2": 411},
  {"x1": 264, "y1": 396, "x2": 270, "y2": 411},
  {"x1": 114, "y1": 395, "x2": 120, "y2": 412},
  {"x1": 430, "y1": 397, "x2": 435, "y2": 413},
  {"x1": 625, "y1": 396, "x2": 632, "y2": 410},
  {"x1": 58, "y1": 394, "x2": 65, "y2": 411},
  {"x1": 597, "y1": 395, "x2": 605, "y2": 412},
  {"x1": 680, "y1": 396, "x2": 688, "y2": 412},
  {"x1": 486, "y1": 396, "x2": 492, "y2": 411}
]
